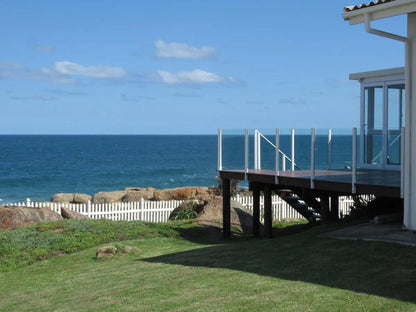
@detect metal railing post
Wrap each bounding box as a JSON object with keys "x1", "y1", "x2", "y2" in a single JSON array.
[
  {"x1": 275, "y1": 128, "x2": 280, "y2": 184},
  {"x1": 218, "y1": 129, "x2": 223, "y2": 171},
  {"x1": 254, "y1": 130, "x2": 258, "y2": 170},
  {"x1": 401, "y1": 126, "x2": 405, "y2": 198},
  {"x1": 328, "y1": 129, "x2": 332, "y2": 170},
  {"x1": 352, "y1": 128, "x2": 357, "y2": 194},
  {"x1": 255, "y1": 130, "x2": 261, "y2": 170},
  {"x1": 311, "y1": 128, "x2": 315, "y2": 189},
  {"x1": 291, "y1": 129, "x2": 295, "y2": 171},
  {"x1": 245, "y1": 128, "x2": 249, "y2": 180}
]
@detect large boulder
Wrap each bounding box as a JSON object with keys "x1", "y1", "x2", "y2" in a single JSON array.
[
  {"x1": 73, "y1": 193, "x2": 92, "y2": 204},
  {"x1": 122, "y1": 188, "x2": 154, "y2": 202},
  {"x1": 92, "y1": 191, "x2": 126, "y2": 204},
  {"x1": 0, "y1": 206, "x2": 63, "y2": 230},
  {"x1": 51, "y1": 193, "x2": 92, "y2": 204},
  {"x1": 195, "y1": 196, "x2": 258, "y2": 234},
  {"x1": 51, "y1": 193, "x2": 74, "y2": 203},
  {"x1": 153, "y1": 187, "x2": 209, "y2": 201},
  {"x1": 61, "y1": 207, "x2": 89, "y2": 220}
]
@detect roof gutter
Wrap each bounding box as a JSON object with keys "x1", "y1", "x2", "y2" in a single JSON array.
[{"x1": 364, "y1": 13, "x2": 408, "y2": 42}]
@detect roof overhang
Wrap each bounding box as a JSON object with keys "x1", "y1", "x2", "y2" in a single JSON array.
[
  {"x1": 343, "y1": 0, "x2": 416, "y2": 25},
  {"x1": 349, "y1": 67, "x2": 405, "y2": 81}
]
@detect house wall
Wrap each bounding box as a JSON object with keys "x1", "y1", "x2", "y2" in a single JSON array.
[{"x1": 404, "y1": 12, "x2": 416, "y2": 230}]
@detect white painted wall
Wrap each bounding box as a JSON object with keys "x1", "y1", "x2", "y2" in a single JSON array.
[{"x1": 403, "y1": 13, "x2": 416, "y2": 230}]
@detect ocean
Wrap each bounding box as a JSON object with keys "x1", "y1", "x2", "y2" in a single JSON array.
[{"x1": 0, "y1": 134, "x2": 354, "y2": 203}]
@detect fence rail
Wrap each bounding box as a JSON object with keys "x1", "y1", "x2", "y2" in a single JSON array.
[{"x1": 6, "y1": 195, "x2": 358, "y2": 223}]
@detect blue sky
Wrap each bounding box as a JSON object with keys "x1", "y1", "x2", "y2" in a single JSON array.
[{"x1": 0, "y1": 0, "x2": 407, "y2": 134}]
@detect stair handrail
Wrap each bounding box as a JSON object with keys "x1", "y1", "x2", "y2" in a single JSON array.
[{"x1": 257, "y1": 130, "x2": 301, "y2": 171}]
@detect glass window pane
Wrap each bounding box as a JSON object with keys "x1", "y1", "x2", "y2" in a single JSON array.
[
  {"x1": 363, "y1": 86, "x2": 383, "y2": 165},
  {"x1": 387, "y1": 84, "x2": 405, "y2": 165}
]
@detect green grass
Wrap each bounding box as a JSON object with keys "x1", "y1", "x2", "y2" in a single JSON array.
[{"x1": 1, "y1": 220, "x2": 416, "y2": 311}]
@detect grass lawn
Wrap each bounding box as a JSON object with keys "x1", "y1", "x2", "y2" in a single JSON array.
[{"x1": 1, "y1": 220, "x2": 416, "y2": 311}]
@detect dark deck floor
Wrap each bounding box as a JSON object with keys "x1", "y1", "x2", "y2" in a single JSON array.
[{"x1": 219, "y1": 168, "x2": 401, "y2": 197}]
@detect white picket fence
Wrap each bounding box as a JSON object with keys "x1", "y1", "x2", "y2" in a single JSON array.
[
  {"x1": 9, "y1": 198, "x2": 183, "y2": 223},
  {"x1": 6, "y1": 195, "x2": 358, "y2": 223},
  {"x1": 232, "y1": 194, "x2": 356, "y2": 222}
]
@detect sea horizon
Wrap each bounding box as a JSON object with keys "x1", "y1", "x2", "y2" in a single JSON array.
[
  {"x1": 0, "y1": 135, "x2": 219, "y2": 203},
  {"x1": 0, "y1": 133, "x2": 354, "y2": 203}
]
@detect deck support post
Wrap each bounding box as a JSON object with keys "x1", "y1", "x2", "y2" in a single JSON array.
[
  {"x1": 252, "y1": 183, "x2": 261, "y2": 238},
  {"x1": 330, "y1": 195, "x2": 339, "y2": 221},
  {"x1": 320, "y1": 195, "x2": 330, "y2": 223},
  {"x1": 264, "y1": 185, "x2": 273, "y2": 238},
  {"x1": 222, "y1": 178, "x2": 231, "y2": 238}
]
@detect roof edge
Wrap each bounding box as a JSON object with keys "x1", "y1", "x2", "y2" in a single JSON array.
[
  {"x1": 349, "y1": 67, "x2": 405, "y2": 81},
  {"x1": 343, "y1": 0, "x2": 416, "y2": 25}
]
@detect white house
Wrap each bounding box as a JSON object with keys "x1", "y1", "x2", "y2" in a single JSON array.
[{"x1": 343, "y1": 0, "x2": 416, "y2": 230}]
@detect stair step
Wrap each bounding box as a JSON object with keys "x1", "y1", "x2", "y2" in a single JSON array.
[
  {"x1": 276, "y1": 189, "x2": 293, "y2": 193},
  {"x1": 294, "y1": 203, "x2": 308, "y2": 210},
  {"x1": 285, "y1": 195, "x2": 301, "y2": 201}
]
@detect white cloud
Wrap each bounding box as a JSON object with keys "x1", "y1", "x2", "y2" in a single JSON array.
[
  {"x1": 154, "y1": 69, "x2": 234, "y2": 84},
  {"x1": 155, "y1": 40, "x2": 215, "y2": 59},
  {"x1": 55, "y1": 61, "x2": 126, "y2": 78},
  {"x1": 0, "y1": 61, "x2": 76, "y2": 84}
]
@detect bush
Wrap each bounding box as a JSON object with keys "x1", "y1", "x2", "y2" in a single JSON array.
[{"x1": 169, "y1": 200, "x2": 202, "y2": 221}]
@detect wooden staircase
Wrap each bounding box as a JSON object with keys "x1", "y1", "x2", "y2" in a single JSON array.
[{"x1": 276, "y1": 188, "x2": 321, "y2": 222}]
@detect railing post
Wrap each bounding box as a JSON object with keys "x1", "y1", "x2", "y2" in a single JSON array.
[
  {"x1": 26, "y1": 198, "x2": 31, "y2": 207},
  {"x1": 291, "y1": 129, "x2": 295, "y2": 171},
  {"x1": 328, "y1": 129, "x2": 332, "y2": 170},
  {"x1": 311, "y1": 128, "x2": 316, "y2": 189},
  {"x1": 401, "y1": 126, "x2": 405, "y2": 198},
  {"x1": 254, "y1": 130, "x2": 261, "y2": 170},
  {"x1": 218, "y1": 129, "x2": 223, "y2": 171},
  {"x1": 275, "y1": 128, "x2": 280, "y2": 184},
  {"x1": 254, "y1": 130, "x2": 258, "y2": 170},
  {"x1": 245, "y1": 128, "x2": 249, "y2": 180},
  {"x1": 352, "y1": 127, "x2": 357, "y2": 194}
]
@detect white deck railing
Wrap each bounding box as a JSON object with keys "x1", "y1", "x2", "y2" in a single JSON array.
[
  {"x1": 218, "y1": 128, "x2": 405, "y2": 197},
  {"x1": 6, "y1": 195, "x2": 357, "y2": 223}
]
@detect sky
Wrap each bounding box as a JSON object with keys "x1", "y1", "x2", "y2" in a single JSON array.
[{"x1": 0, "y1": 0, "x2": 408, "y2": 134}]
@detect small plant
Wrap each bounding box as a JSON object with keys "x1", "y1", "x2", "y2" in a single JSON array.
[{"x1": 172, "y1": 208, "x2": 197, "y2": 221}]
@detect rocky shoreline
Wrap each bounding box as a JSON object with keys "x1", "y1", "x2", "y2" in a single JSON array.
[{"x1": 50, "y1": 186, "x2": 222, "y2": 204}]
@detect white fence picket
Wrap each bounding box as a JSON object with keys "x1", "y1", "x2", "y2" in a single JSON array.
[{"x1": 5, "y1": 195, "x2": 361, "y2": 223}]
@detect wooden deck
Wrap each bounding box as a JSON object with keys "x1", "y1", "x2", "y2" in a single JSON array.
[
  {"x1": 219, "y1": 168, "x2": 401, "y2": 238},
  {"x1": 219, "y1": 168, "x2": 401, "y2": 197}
]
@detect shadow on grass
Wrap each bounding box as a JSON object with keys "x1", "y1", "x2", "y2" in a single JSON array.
[
  {"x1": 142, "y1": 223, "x2": 416, "y2": 304},
  {"x1": 170, "y1": 220, "x2": 311, "y2": 244}
]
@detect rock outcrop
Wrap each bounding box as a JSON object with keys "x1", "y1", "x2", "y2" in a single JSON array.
[
  {"x1": 169, "y1": 196, "x2": 258, "y2": 234},
  {"x1": 61, "y1": 207, "x2": 89, "y2": 220},
  {"x1": 195, "y1": 196, "x2": 256, "y2": 234},
  {"x1": 51, "y1": 193, "x2": 92, "y2": 204},
  {"x1": 122, "y1": 187, "x2": 154, "y2": 201},
  {"x1": 92, "y1": 191, "x2": 126, "y2": 203},
  {"x1": 153, "y1": 187, "x2": 210, "y2": 201},
  {"x1": 96, "y1": 245, "x2": 141, "y2": 260},
  {"x1": 51, "y1": 186, "x2": 216, "y2": 204},
  {"x1": 0, "y1": 206, "x2": 63, "y2": 230}
]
